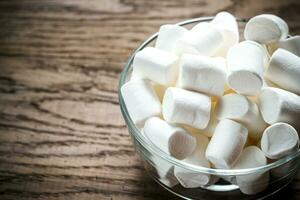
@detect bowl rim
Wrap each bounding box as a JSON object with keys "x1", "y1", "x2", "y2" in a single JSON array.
[{"x1": 118, "y1": 16, "x2": 300, "y2": 176}]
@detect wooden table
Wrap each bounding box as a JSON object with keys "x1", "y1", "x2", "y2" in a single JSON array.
[{"x1": 0, "y1": 0, "x2": 299, "y2": 199}]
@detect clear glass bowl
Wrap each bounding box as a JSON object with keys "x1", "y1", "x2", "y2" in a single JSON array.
[{"x1": 118, "y1": 17, "x2": 300, "y2": 200}]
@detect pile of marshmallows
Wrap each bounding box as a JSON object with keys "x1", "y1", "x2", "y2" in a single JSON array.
[{"x1": 121, "y1": 12, "x2": 300, "y2": 195}]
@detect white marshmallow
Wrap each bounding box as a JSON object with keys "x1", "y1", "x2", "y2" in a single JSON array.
[
  {"x1": 176, "y1": 22, "x2": 223, "y2": 56},
  {"x1": 147, "y1": 155, "x2": 179, "y2": 188},
  {"x1": 211, "y1": 12, "x2": 239, "y2": 57},
  {"x1": 130, "y1": 70, "x2": 142, "y2": 81},
  {"x1": 174, "y1": 134, "x2": 211, "y2": 188},
  {"x1": 159, "y1": 168, "x2": 179, "y2": 188},
  {"x1": 177, "y1": 54, "x2": 227, "y2": 97},
  {"x1": 261, "y1": 122, "x2": 299, "y2": 159},
  {"x1": 258, "y1": 87, "x2": 300, "y2": 130},
  {"x1": 227, "y1": 41, "x2": 268, "y2": 95},
  {"x1": 278, "y1": 36, "x2": 300, "y2": 57},
  {"x1": 183, "y1": 102, "x2": 218, "y2": 137},
  {"x1": 233, "y1": 146, "x2": 269, "y2": 195},
  {"x1": 265, "y1": 36, "x2": 300, "y2": 57},
  {"x1": 265, "y1": 48, "x2": 300, "y2": 94},
  {"x1": 205, "y1": 119, "x2": 248, "y2": 169},
  {"x1": 215, "y1": 93, "x2": 267, "y2": 141},
  {"x1": 244, "y1": 14, "x2": 289, "y2": 44},
  {"x1": 142, "y1": 129, "x2": 179, "y2": 187},
  {"x1": 162, "y1": 87, "x2": 211, "y2": 129},
  {"x1": 130, "y1": 71, "x2": 166, "y2": 102},
  {"x1": 155, "y1": 24, "x2": 189, "y2": 54},
  {"x1": 121, "y1": 79, "x2": 161, "y2": 126},
  {"x1": 132, "y1": 47, "x2": 179, "y2": 86},
  {"x1": 144, "y1": 117, "x2": 196, "y2": 160}
]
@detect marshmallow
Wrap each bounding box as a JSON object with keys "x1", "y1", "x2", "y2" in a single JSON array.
[
  {"x1": 132, "y1": 47, "x2": 179, "y2": 86},
  {"x1": 205, "y1": 119, "x2": 248, "y2": 169},
  {"x1": 211, "y1": 12, "x2": 239, "y2": 57},
  {"x1": 130, "y1": 71, "x2": 166, "y2": 102},
  {"x1": 215, "y1": 93, "x2": 267, "y2": 141},
  {"x1": 244, "y1": 14, "x2": 289, "y2": 44},
  {"x1": 142, "y1": 129, "x2": 179, "y2": 187},
  {"x1": 265, "y1": 48, "x2": 300, "y2": 94},
  {"x1": 183, "y1": 102, "x2": 218, "y2": 137},
  {"x1": 267, "y1": 36, "x2": 300, "y2": 57},
  {"x1": 162, "y1": 87, "x2": 211, "y2": 129},
  {"x1": 144, "y1": 117, "x2": 196, "y2": 160},
  {"x1": 155, "y1": 24, "x2": 189, "y2": 54},
  {"x1": 130, "y1": 70, "x2": 142, "y2": 81},
  {"x1": 227, "y1": 41, "x2": 268, "y2": 95},
  {"x1": 233, "y1": 146, "x2": 269, "y2": 195},
  {"x1": 258, "y1": 87, "x2": 300, "y2": 130},
  {"x1": 177, "y1": 54, "x2": 227, "y2": 97},
  {"x1": 261, "y1": 122, "x2": 299, "y2": 159},
  {"x1": 278, "y1": 36, "x2": 300, "y2": 57},
  {"x1": 176, "y1": 22, "x2": 223, "y2": 56},
  {"x1": 130, "y1": 72, "x2": 166, "y2": 102},
  {"x1": 121, "y1": 79, "x2": 161, "y2": 126},
  {"x1": 147, "y1": 155, "x2": 179, "y2": 188},
  {"x1": 247, "y1": 79, "x2": 278, "y2": 103},
  {"x1": 174, "y1": 134, "x2": 211, "y2": 188}
]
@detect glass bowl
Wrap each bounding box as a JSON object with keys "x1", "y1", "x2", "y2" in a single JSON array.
[{"x1": 118, "y1": 16, "x2": 300, "y2": 200}]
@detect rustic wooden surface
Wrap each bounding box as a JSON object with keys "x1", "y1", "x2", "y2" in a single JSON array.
[{"x1": 0, "y1": 0, "x2": 300, "y2": 199}]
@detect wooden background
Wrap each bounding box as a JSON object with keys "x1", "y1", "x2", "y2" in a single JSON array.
[{"x1": 0, "y1": 0, "x2": 299, "y2": 199}]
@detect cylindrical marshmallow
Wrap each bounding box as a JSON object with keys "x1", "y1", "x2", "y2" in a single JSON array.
[
  {"x1": 205, "y1": 119, "x2": 248, "y2": 169},
  {"x1": 155, "y1": 24, "x2": 189, "y2": 54},
  {"x1": 278, "y1": 36, "x2": 300, "y2": 57},
  {"x1": 174, "y1": 134, "x2": 211, "y2": 188},
  {"x1": 215, "y1": 93, "x2": 267, "y2": 141},
  {"x1": 144, "y1": 117, "x2": 196, "y2": 160},
  {"x1": 162, "y1": 87, "x2": 211, "y2": 129},
  {"x1": 142, "y1": 129, "x2": 179, "y2": 188},
  {"x1": 265, "y1": 48, "x2": 300, "y2": 94},
  {"x1": 130, "y1": 70, "x2": 142, "y2": 81},
  {"x1": 258, "y1": 87, "x2": 300, "y2": 130},
  {"x1": 130, "y1": 72, "x2": 166, "y2": 102},
  {"x1": 121, "y1": 79, "x2": 161, "y2": 126},
  {"x1": 244, "y1": 14, "x2": 289, "y2": 44},
  {"x1": 261, "y1": 122, "x2": 299, "y2": 159},
  {"x1": 227, "y1": 41, "x2": 268, "y2": 95},
  {"x1": 211, "y1": 11, "x2": 239, "y2": 57},
  {"x1": 147, "y1": 155, "x2": 179, "y2": 188},
  {"x1": 132, "y1": 47, "x2": 179, "y2": 86},
  {"x1": 182, "y1": 102, "x2": 219, "y2": 137},
  {"x1": 177, "y1": 54, "x2": 227, "y2": 97},
  {"x1": 233, "y1": 146, "x2": 269, "y2": 195},
  {"x1": 176, "y1": 22, "x2": 223, "y2": 56}
]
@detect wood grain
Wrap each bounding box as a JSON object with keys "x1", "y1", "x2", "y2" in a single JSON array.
[{"x1": 0, "y1": 0, "x2": 299, "y2": 199}]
